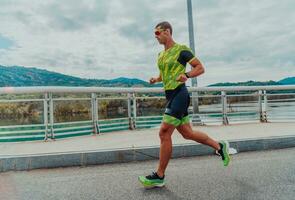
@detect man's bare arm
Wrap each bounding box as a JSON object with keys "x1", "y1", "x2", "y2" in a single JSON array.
[
  {"x1": 185, "y1": 57, "x2": 205, "y2": 78},
  {"x1": 176, "y1": 58, "x2": 204, "y2": 82}
]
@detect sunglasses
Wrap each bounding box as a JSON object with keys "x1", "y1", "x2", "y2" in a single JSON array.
[{"x1": 154, "y1": 29, "x2": 165, "y2": 36}]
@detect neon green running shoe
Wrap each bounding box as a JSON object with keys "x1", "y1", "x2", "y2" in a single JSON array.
[
  {"x1": 217, "y1": 141, "x2": 231, "y2": 166},
  {"x1": 138, "y1": 172, "x2": 165, "y2": 188}
]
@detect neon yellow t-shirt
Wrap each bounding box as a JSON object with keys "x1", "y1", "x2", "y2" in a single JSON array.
[{"x1": 157, "y1": 43, "x2": 195, "y2": 90}]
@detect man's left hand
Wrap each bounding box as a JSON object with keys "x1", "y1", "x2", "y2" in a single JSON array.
[{"x1": 176, "y1": 74, "x2": 188, "y2": 83}]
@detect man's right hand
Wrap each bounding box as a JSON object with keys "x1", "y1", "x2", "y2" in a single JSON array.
[{"x1": 149, "y1": 77, "x2": 158, "y2": 84}]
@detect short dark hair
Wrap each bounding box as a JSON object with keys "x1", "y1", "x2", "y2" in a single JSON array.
[{"x1": 155, "y1": 21, "x2": 172, "y2": 35}]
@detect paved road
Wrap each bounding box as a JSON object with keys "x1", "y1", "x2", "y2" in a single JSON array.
[{"x1": 0, "y1": 148, "x2": 294, "y2": 200}]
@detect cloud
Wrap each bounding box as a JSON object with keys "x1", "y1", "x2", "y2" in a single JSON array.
[
  {"x1": 194, "y1": 0, "x2": 295, "y2": 85},
  {"x1": 41, "y1": 0, "x2": 109, "y2": 31},
  {"x1": 0, "y1": 35, "x2": 14, "y2": 49}
]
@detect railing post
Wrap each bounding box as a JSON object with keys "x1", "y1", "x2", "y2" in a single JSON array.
[
  {"x1": 132, "y1": 93, "x2": 137, "y2": 129},
  {"x1": 43, "y1": 93, "x2": 49, "y2": 141},
  {"x1": 127, "y1": 93, "x2": 134, "y2": 130},
  {"x1": 258, "y1": 90, "x2": 264, "y2": 122},
  {"x1": 49, "y1": 92, "x2": 55, "y2": 139},
  {"x1": 127, "y1": 93, "x2": 136, "y2": 130},
  {"x1": 91, "y1": 93, "x2": 99, "y2": 134},
  {"x1": 191, "y1": 91, "x2": 202, "y2": 126},
  {"x1": 263, "y1": 90, "x2": 268, "y2": 122},
  {"x1": 221, "y1": 91, "x2": 229, "y2": 125}
]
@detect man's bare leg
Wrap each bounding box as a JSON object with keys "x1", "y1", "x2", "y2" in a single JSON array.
[
  {"x1": 156, "y1": 122, "x2": 175, "y2": 177},
  {"x1": 176, "y1": 123, "x2": 220, "y2": 150},
  {"x1": 176, "y1": 123, "x2": 231, "y2": 166}
]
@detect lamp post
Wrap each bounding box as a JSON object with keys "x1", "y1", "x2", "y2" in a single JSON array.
[{"x1": 187, "y1": 0, "x2": 201, "y2": 124}]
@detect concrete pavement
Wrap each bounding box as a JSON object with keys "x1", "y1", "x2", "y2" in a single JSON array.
[{"x1": 0, "y1": 148, "x2": 294, "y2": 200}]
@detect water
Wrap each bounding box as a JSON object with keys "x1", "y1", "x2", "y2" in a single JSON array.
[{"x1": 0, "y1": 101, "x2": 294, "y2": 127}]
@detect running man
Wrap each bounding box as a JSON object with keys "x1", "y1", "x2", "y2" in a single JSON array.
[{"x1": 138, "y1": 21, "x2": 231, "y2": 188}]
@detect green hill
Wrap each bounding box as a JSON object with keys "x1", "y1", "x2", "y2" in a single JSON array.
[
  {"x1": 278, "y1": 77, "x2": 295, "y2": 85},
  {"x1": 208, "y1": 80, "x2": 281, "y2": 87},
  {"x1": 0, "y1": 65, "x2": 158, "y2": 87}
]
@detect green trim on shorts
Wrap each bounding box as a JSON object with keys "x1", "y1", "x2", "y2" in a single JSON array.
[
  {"x1": 163, "y1": 114, "x2": 190, "y2": 127},
  {"x1": 163, "y1": 114, "x2": 180, "y2": 126},
  {"x1": 179, "y1": 115, "x2": 190, "y2": 126}
]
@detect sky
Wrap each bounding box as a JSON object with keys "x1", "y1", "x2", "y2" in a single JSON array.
[{"x1": 0, "y1": 0, "x2": 294, "y2": 86}]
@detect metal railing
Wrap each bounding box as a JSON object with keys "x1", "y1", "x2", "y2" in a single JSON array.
[{"x1": 0, "y1": 85, "x2": 294, "y2": 142}]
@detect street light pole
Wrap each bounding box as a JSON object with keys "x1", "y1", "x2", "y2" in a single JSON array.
[{"x1": 187, "y1": 0, "x2": 201, "y2": 124}]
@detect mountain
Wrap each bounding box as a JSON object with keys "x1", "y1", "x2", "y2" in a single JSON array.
[
  {"x1": 90, "y1": 77, "x2": 154, "y2": 87},
  {"x1": 0, "y1": 65, "x2": 158, "y2": 87},
  {"x1": 278, "y1": 77, "x2": 295, "y2": 85},
  {"x1": 208, "y1": 80, "x2": 282, "y2": 87},
  {"x1": 209, "y1": 77, "x2": 295, "y2": 87},
  {"x1": 207, "y1": 78, "x2": 295, "y2": 94}
]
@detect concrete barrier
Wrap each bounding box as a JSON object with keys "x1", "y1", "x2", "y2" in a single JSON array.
[{"x1": 1, "y1": 136, "x2": 295, "y2": 172}]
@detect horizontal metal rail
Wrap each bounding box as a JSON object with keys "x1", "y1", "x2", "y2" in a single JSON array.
[
  {"x1": 0, "y1": 85, "x2": 294, "y2": 94},
  {"x1": 0, "y1": 99, "x2": 44, "y2": 103}
]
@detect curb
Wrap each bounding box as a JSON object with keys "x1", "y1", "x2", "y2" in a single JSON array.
[{"x1": 0, "y1": 135, "x2": 295, "y2": 172}]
